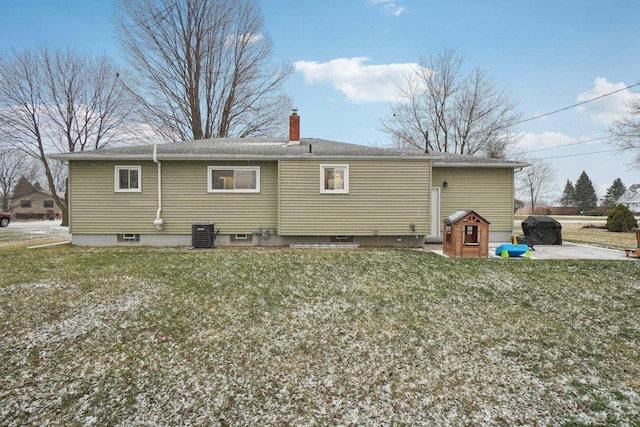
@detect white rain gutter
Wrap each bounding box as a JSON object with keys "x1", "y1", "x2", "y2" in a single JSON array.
[{"x1": 152, "y1": 144, "x2": 164, "y2": 230}]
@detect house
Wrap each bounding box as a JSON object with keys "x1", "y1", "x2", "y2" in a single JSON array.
[
  {"x1": 10, "y1": 190, "x2": 64, "y2": 220},
  {"x1": 616, "y1": 184, "x2": 640, "y2": 213},
  {"x1": 50, "y1": 111, "x2": 527, "y2": 247}
]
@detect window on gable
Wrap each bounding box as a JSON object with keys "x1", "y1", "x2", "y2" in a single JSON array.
[
  {"x1": 320, "y1": 164, "x2": 349, "y2": 194},
  {"x1": 21, "y1": 200, "x2": 32, "y2": 208},
  {"x1": 43, "y1": 200, "x2": 54, "y2": 208},
  {"x1": 115, "y1": 166, "x2": 141, "y2": 192},
  {"x1": 208, "y1": 166, "x2": 260, "y2": 193}
]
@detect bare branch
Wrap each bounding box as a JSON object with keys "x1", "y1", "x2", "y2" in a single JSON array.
[
  {"x1": 380, "y1": 47, "x2": 522, "y2": 158},
  {"x1": 115, "y1": 0, "x2": 292, "y2": 141}
]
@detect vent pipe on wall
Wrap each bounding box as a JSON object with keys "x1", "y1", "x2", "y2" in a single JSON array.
[{"x1": 152, "y1": 144, "x2": 164, "y2": 230}]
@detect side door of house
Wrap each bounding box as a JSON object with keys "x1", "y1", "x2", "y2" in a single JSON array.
[{"x1": 430, "y1": 187, "x2": 441, "y2": 238}]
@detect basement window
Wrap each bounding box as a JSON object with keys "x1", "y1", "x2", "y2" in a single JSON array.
[
  {"x1": 115, "y1": 166, "x2": 141, "y2": 192},
  {"x1": 320, "y1": 164, "x2": 349, "y2": 194},
  {"x1": 208, "y1": 166, "x2": 260, "y2": 193},
  {"x1": 117, "y1": 234, "x2": 140, "y2": 243},
  {"x1": 231, "y1": 234, "x2": 250, "y2": 242}
]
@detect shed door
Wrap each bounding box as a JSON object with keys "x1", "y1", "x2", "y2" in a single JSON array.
[{"x1": 430, "y1": 187, "x2": 440, "y2": 237}]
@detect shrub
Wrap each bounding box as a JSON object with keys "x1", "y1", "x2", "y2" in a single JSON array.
[{"x1": 606, "y1": 204, "x2": 638, "y2": 232}]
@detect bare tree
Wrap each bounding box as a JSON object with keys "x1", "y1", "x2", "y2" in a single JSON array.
[
  {"x1": 0, "y1": 47, "x2": 140, "y2": 225},
  {"x1": 609, "y1": 97, "x2": 640, "y2": 169},
  {"x1": 518, "y1": 159, "x2": 556, "y2": 212},
  {"x1": 115, "y1": 0, "x2": 293, "y2": 142},
  {"x1": 0, "y1": 148, "x2": 30, "y2": 211},
  {"x1": 381, "y1": 48, "x2": 522, "y2": 158}
]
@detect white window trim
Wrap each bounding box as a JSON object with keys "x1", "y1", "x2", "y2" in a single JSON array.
[
  {"x1": 320, "y1": 164, "x2": 349, "y2": 194},
  {"x1": 115, "y1": 166, "x2": 142, "y2": 193},
  {"x1": 208, "y1": 166, "x2": 261, "y2": 193}
]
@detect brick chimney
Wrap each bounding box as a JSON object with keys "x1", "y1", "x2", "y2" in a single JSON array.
[{"x1": 289, "y1": 108, "x2": 300, "y2": 145}]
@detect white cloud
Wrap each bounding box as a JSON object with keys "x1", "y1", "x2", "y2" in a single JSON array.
[
  {"x1": 293, "y1": 57, "x2": 419, "y2": 104},
  {"x1": 519, "y1": 131, "x2": 576, "y2": 152},
  {"x1": 576, "y1": 77, "x2": 640, "y2": 124},
  {"x1": 367, "y1": 0, "x2": 405, "y2": 16}
]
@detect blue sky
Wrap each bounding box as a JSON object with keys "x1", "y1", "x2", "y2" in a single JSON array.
[{"x1": 1, "y1": 0, "x2": 639, "y2": 202}]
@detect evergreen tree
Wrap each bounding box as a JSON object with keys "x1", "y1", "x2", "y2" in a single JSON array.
[
  {"x1": 606, "y1": 204, "x2": 637, "y2": 232},
  {"x1": 601, "y1": 178, "x2": 626, "y2": 209},
  {"x1": 559, "y1": 179, "x2": 576, "y2": 207},
  {"x1": 11, "y1": 176, "x2": 35, "y2": 199},
  {"x1": 574, "y1": 171, "x2": 598, "y2": 212}
]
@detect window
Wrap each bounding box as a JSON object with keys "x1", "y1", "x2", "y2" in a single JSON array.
[
  {"x1": 118, "y1": 234, "x2": 140, "y2": 243},
  {"x1": 115, "y1": 166, "x2": 141, "y2": 192},
  {"x1": 43, "y1": 200, "x2": 54, "y2": 208},
  {"x1": 464, "y1": 225, "x2": 479, "y2": 245},
  {"x1": 21, "y1": 200, "x2": 32, "y2": 208},
  {"x1": 445, "y1": 224, "x2": 452, "y2": 244},
  {"x1": 320, "y1": 164, "x2": 349, "y2": 194},
  {"x1": 208, "y1": 167, "x2": 260, "y2": 193}
]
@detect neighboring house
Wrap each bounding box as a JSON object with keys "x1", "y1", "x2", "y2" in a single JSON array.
[
  {"x1": 616, "y1": 184, "x2": 640, "y2": 213},
  {"x1": 50, "y1": 111, "x2": 527, "y2": 247},
  {"x1": 10, "y1": 190, "x2": 64, "y2": 220}
]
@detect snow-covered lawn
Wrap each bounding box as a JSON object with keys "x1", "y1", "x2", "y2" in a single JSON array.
[
  {"x1": 0, "y1": 219, "x2": 69, "y2": 245},
  {"x1": 1, "y1": 247, "x2": 639, "y2": 425}
]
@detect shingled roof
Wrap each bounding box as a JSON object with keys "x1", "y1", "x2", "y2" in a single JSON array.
[{"x1": 50, "y1": 137, "x2": 527, "y2": 168}]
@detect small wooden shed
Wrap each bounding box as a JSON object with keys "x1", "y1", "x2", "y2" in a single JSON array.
[{"x1": 443, "y1": 210, "x2": 490, "y2": 258}]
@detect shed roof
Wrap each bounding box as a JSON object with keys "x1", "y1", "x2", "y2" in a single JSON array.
[{"x1": 443, "y1": 210, "x2": 490, "y2": 224}]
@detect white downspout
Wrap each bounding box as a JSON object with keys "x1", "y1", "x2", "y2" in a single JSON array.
[{"x1": 152, "y1": 144, "x2": 164, "y2": 230}]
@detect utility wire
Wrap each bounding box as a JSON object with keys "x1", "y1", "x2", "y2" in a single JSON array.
[
  {"x1": 534, "y1": 148, "x2": 620, "y2": 160},
  {"x1": 525, "y1": 135, "x2": 613, "y2": 153},
  {"x1": 512, "y1": 81, "x2": 640, "y2": 127}
]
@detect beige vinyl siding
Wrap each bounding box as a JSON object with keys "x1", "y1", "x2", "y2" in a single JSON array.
[
  {"x1": 69, "y1": 161, "x2": 158, "y2": 234},
  {"x1": 433, "y1": 167, "x2": 514, "y2": 232},
  {"x1": 279, "y1": 160, "x2": 431, "y2": 236},
  {"x1": 160, "y1": 161, "x2": 277, "y2": 234},
  {"x1": 69, "y1": 160, "x2": 277, "y2": 235}
]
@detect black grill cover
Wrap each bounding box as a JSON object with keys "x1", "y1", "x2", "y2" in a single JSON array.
[{"x1": 521, "y1": 216, "x2": 562, "y2": 245}]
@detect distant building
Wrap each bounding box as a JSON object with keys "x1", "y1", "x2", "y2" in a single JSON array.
[
  {"x1": 11, "y1": 190, "x2": 64, "y2": 220},
  {"x1": 616, "y1": 184, "x2": 640, "y2": 213}
]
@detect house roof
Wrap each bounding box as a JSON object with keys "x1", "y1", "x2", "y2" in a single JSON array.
[
  {"x1": 617, "y1": 184, "x2": 640, "y2": 204},
  {"x1": 10, "y1": 190, "x2": 65, "y2": 201},
  {"x1": 49, "y1": 137, "x2": 528, "y2": 168},
  {"x1": 433, "y1": 152, "x2": 528, "y2": 168}
]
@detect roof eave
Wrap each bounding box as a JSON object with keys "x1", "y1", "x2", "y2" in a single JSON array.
[
  {"x1": 433, "y1": 161, "x2": 530, "y2": 168},
  {"x1": 51, "y1": 153, "x2": 442, "y2": 162}
]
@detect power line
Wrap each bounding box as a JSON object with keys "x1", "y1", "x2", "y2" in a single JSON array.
[
  {"x1": 525, "y1": 135, "x2": 613, "y2": 153},
  {"x1": 513, "y1": 81, "x2": 640, "y2": 127},
  {"x1": 534, "y1": 148, "x2": 620, "y2": 160}
]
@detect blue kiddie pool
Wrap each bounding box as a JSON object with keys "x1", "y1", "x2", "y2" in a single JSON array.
[{"x1": 495, "y1": 243, "x2": 531, "y2": 258}]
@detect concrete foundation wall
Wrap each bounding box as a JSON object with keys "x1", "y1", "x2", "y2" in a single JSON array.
[{"x1": 71, "y1": 233, "x2": 427, "y2": 248}]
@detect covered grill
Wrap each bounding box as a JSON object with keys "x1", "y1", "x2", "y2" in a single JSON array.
[{"x1": 520, "y1": 215, "x2": 562, "y2": 246}]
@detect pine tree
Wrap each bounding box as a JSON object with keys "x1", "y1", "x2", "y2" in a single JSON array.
[
  {"x1": 601, "y1": 178, "x2": 626, "y2": 209},
  {"x1": 11, "y1": 176, "x2": 36, "y2": 199},
  {"x1": 574, "y1": 171, "x2": 598, "y2": 212},
  {"x1": 559, "y1": 179, "x2": 576, "y2": 207}
]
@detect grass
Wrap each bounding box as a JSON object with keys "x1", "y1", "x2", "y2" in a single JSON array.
[
  {"x1": 560, "y1": 223, "x2": 636, "y2": 250},
  {"x1": 1, "y1": 246, "x2": 639, "y2": 425},
  {"x1": 513, "y1": 216, "x2": 638, "y2": 251}
]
